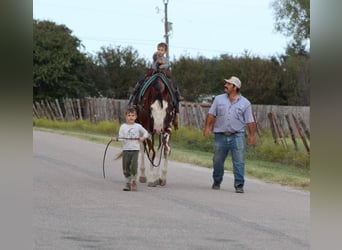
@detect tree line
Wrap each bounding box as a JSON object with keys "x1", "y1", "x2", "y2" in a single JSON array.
[{"x1": 33, "y1": 0, "x2": 310, "y2": 106}]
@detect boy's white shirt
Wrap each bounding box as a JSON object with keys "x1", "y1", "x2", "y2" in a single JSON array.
[{"x1": 118, "y1": 123, "x2": 149, "y2": 150}]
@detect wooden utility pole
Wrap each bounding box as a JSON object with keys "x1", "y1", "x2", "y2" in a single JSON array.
[{"x1": 163, "y1": 0, "x2": 169, "y2": 58}]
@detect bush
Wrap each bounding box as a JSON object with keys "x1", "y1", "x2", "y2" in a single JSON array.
[{"x1": 247, "y1": 130, "x2": 310, "y2": 169}]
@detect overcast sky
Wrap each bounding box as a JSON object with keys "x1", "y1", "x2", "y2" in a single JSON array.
[{"x1": 33, "y1": 0, "x2": 290, "y2": 61}]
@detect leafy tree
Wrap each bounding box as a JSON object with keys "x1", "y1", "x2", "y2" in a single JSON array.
[
  {"x1": 271, "y1": 0, "x2": 310, "y2": 50},
  {"x1": 90, "y1": 46, "x2": 148, "y2": 98},
  {"x1": 33, "y1": 19, "x2": 96, "y2": 101},
  {"x1": 278, "y1": 52, "x2": 310, "y2": 105},
  {"x1": 171, "y1": 56, "x2": 211, "y2": 102}
]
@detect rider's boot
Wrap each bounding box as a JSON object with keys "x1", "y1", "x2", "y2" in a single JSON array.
[
  {"x1": 129, "y1": 79, "x2": 144, "y2": 106},
  {"x1": 173, "y1": 102, "x2": 180, "y2": 130},
  {"x1": 175, "y1": 89, "x2": 184, "y2": 101},
  {"x1": 173, "y1": 113, "x2": 179, "y2": 130}
]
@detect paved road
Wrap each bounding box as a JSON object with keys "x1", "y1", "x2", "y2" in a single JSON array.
[{"x1": 33, "y1": 130, "x2": 309, "y2": 250}]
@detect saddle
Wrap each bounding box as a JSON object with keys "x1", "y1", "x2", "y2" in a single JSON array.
[
  {"x1": 136, "y1": 72, "x2": 177, "y2": 107},
  {"x1": 145, "y1": 68, "x2": 172, "y2": 78}
]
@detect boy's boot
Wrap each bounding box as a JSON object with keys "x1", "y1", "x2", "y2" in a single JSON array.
[
  {"x1": 123, "y1": 183, "x2": 131, "y2": 191},
  {"x1": 131, "y1": 180, "x2": 137, "y2": 191}
]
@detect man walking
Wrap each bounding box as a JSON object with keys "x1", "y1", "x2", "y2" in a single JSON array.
[{"x1": 203, "y1": 76, "x2": 255, "y2": 193}]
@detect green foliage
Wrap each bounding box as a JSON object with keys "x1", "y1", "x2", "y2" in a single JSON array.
[
  {"x1": 33, "y1": 19, "x2": 310, "y2": 106},
  {"x1": 247, "y1": 130, "x2": 310, "y2": 169},
  {"x1": 90, "y1": 46, "x2": 149, "y2": 98},
  {"x1": 33, "y1": 20, "x2": 96, "y2": 101},
  {"x1": 33, "y1": 118, "x2": 119, "y2": 136},
  {"x1": 271, "y1": 0, "x2": 310, "y2": 51},
  {"x1": 172, "y1": 52, "x2": 309, "y2": 105},
  {"x1": 278, "y1": 52, "x2": 310, "y2": 105},
  {"x1": 171, "y1": 126, "x2": 213, "y2": 152},
  {"x1": 172, "y1": 56, "x2": 213, "y2": 102}
]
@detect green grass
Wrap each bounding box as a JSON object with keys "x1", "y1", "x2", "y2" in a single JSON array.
[{"x1": 33, "y1": 118, "x2": 310, "y2": 190}]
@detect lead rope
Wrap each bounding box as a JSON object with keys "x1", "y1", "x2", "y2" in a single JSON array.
[{"x1": 143, "y1": 133, "x2": 164, "y2": 167}]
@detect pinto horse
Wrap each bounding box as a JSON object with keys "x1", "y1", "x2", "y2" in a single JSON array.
[{"x1": 134, "y1": 72, "x2": 177, "y2": 187}]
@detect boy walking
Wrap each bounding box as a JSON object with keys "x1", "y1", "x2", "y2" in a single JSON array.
[{"x1": 112, "y1": 107, "x2": 149, "y2": 191}]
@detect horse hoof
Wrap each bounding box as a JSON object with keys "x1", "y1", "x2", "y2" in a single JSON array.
[
  {"x1": 148, "y1": 182, "x2": 157, "y2": 187},
  {"x1": 160, "y1": 179, "x2": 166, "y2": 186},
  {"x1": 139, "y1": 176, "x2": 147, "y2": 183}
]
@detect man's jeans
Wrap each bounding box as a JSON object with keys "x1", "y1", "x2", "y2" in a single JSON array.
[{"x1": 212, "y1": 132, "x2": 246, "y2": 187}]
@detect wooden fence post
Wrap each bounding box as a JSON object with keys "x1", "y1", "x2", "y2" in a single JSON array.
[
  {"x1": 253, "y1": 112, "x2": 262, "y2": 137},
  {"x1": 292, "y1": 113, "x2": 310, "y2": 155},
  {"x1": 271, "y1": 112, "x2": 286, "y2": 147},
  {"x1": 267, "y1": 112, "x2": 278, "y2": 144},
  {"x1": 298, "y1": 115, "x2": 310, "y2": 140},
  {"x1": 33, "y1": 104, "x2": 40, "y2": 118},
  {"x1": 183, "y1": 102, "x2": 191, "y2": 127},
  {"x1": 45, "y1": 99, "x2": 56, "y2": 120},
  {"x1": 285, "y1": 114, "x2": 298, "y2": 150},
  {"x1": 76, "y1": 99, "x2": 82, "y2": 120},
  {"x1": 55, "y1": 99, "x2": 64, "y2": 121}
]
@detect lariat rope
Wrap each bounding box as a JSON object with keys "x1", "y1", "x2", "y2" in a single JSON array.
[{"x1": 102, "y1": 135, "x2": 164, "y2": 179}]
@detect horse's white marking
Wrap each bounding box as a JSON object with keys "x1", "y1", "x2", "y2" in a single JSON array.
[{"x1": 150, "y1": 99, "x2": 168, "y2": 134}]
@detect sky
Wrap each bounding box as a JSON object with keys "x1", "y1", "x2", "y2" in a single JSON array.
[{"x1": 33, "y1": 0, "x2": 290, "y2": 62}]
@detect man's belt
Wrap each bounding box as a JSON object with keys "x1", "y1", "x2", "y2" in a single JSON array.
[{"x1": 215, "y1": 132, "x2": 236, "y2": 136}]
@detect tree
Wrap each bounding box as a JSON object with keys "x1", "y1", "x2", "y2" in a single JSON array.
[
  {"x1": 271, "y1": 0, "x2": 310, "y2": 51},
  {"x1": 90, "y1": 46, "x2": 149, "y2": 99},
  {"x1": 33, "y1": 19, "x2": 96, "y2": 101},
  {"x1": 172, "y1": 56, "x2": 211, "y2": 102}
]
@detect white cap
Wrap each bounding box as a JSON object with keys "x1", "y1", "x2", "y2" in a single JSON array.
[{"x1": 224, "y1": 76, "x2": 241, "y2": 89}]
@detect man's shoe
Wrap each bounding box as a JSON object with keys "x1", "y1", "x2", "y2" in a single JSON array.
[
  {"x1": 235, "y1": 186, "x2": 244, "y2": 193},
  {"x1": 212, "y1": 182, "x2": 220, "y2": 190}
]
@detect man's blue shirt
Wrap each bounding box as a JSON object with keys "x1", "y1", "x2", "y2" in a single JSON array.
[{"x1": 208, "y1": 93, "x2": 254, "y2": 133}]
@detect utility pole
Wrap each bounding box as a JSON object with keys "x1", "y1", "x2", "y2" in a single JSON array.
[{"x1": 163, "y1": 0, "x2": 169, "y2": 58}]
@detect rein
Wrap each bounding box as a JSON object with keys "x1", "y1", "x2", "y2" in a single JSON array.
[{"x1": 143, "y1": 132, "x2": 165, "y2": 168}]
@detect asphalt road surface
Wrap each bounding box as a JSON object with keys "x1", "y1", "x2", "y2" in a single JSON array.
[{"x1": 33, "y1": 130, "x2": 310, "y2": 250}]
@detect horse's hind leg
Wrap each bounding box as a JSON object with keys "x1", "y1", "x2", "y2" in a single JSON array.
[{"x1": 159, "y1": 159, "x2": 168, "y2": 186}]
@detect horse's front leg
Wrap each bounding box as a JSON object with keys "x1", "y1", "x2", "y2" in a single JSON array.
[
  {"x1": 139, "y1": 142, "x2": 147, "y2": 183},
  {"x1": 160, "y1": 132, "x2": 171, "y2": 186},
  {"x1": 147, "y1": 149, "x2": 159, "y2": 187}
]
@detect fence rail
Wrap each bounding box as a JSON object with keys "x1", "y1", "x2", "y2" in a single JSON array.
[{"x1": 33, "y1": 97, "x2": 310, "y2": 137}]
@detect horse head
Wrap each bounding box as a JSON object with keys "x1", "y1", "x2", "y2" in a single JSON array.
[{"x1": 150, "y1": 99, "x2": 169, "y2": 134}]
